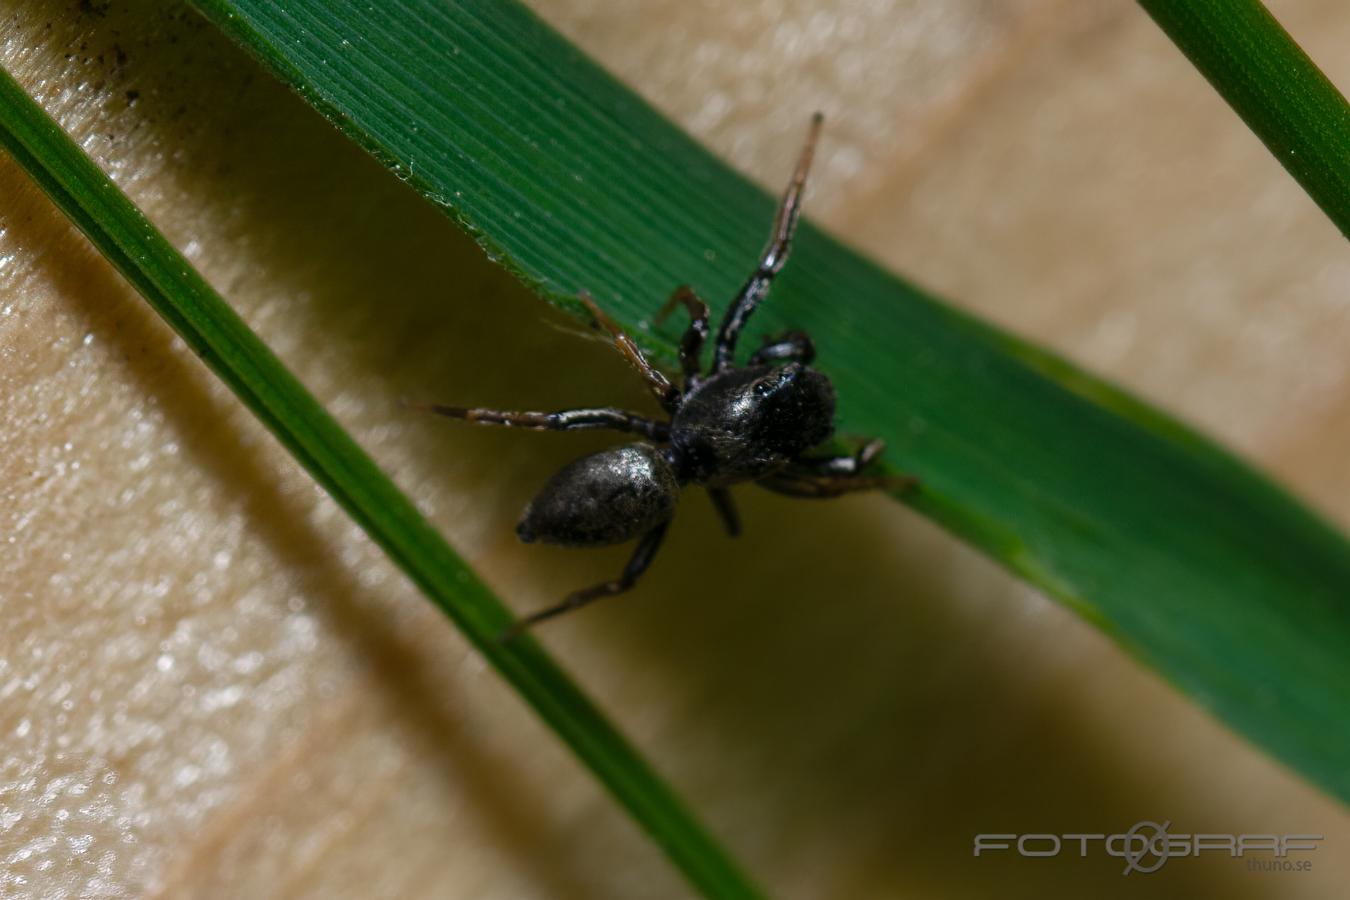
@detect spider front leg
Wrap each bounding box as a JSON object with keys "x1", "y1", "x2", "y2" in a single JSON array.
[
  {"x1": 408, "y1": 402, "x2": 670, "y2": 440},
  {"x1": 579, "y1": 291, "x2": 682, "y2": 414},
  {"x1": 712, "y1": 114, "x2": 822, "y2": 372},
  {"x1": 800, "y1": 437, "x2": 885, "y2": 475},
  {"x1": 501, "y1": 521, "x2": 671, "y2": 640},
  {"x1": 757, "y1": 470, "x2": 913, "y2": 498},
  {"x1": 656, "y1": 285, "x2": 710, "y2": 388},
  {"x1": 748, "y1": 330, "x2": 815, "y2": 366},
  {"x1": 759, "y1": 439, "x2": 918, "y2": 497}
]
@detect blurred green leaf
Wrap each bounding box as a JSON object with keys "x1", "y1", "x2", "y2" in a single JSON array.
[{"x1": 1139, "y1": 0, "x2": 1350, "y2": 241}]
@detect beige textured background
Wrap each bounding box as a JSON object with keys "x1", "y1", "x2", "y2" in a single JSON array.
[{"x1": 2, "y1": 0, "x2": 1349, "y2": 897}]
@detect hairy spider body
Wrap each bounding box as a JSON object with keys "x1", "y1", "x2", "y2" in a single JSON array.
[
  {"x1": 417, "y1": 115, "x2": 912, "y2": 637},
  {"x1": 518, "y1": 363, "x2": 834, "y2": 545}
]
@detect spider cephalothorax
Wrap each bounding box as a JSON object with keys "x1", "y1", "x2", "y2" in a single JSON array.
[{"x1": 418, "y1": 115, "x2": 911, "y2": 637}]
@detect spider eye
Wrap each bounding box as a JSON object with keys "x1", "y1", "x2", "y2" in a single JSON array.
[{"x1": 753, "y1": 381, "x2": 771, "y2": 398}]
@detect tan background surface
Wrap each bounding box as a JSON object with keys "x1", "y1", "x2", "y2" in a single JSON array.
[{"x1": 2, "y1": 0, "x2": 1349, "y2": 897}]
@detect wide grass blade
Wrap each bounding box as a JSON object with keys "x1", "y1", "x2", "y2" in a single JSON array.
[
  {"x1": 0, "y1": 65, "x2": 764, "y2": 900},
  {"x1": 188, "y1": 0, "x2": 1350, "y2": 805},
  {"x1": 1138, "y1": 0, "x2": 1350, "y2": 241}
]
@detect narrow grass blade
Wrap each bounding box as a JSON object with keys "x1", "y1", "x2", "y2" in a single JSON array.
[
  {"x1": 1138, "y1": 0, "x2": 1350, "y2": 240},
  {"x1": 0, "y1": 65, "x2": 764, "y2": 900},
  {"x1": 186, "y1": 0, "x2": 1350, "y2": 805}
]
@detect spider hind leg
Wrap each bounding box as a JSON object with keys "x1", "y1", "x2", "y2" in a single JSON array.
[{"x1": 501, "y1": 521, "x2": 670, "y2": 640}]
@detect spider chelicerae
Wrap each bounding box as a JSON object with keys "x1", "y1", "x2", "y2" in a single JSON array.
[{"x1": 416, "y1": 115, "x2": 912, "y2": 637}]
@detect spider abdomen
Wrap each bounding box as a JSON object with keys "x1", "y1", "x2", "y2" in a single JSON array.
[{"x1": 516, "y1": 443, "x2": 679, "y2": 547}]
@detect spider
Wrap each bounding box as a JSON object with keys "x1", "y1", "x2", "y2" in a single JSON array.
[{"x1": 417, "y1": 115, "x2": 912, "y2": 638}]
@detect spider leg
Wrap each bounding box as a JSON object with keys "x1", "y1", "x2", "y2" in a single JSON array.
[
  {"x1": 656, "y1": 285, "x2": 711, "y2": 387},
  {"x1": 706, "y1": 486, "x2": 741, "y2": 537},
  {"x1": 408, "y1": 402, "x2": 670, "y2": 440},
  {"x1": 579, "y1": 290, "x2": 682, "y2": 414},
  {"x1": 712, "y1": 114, "x2": 823, "y2": 372},
  {"x1": 758, "y1": 441, "x2": 916, "y2": 498},
  {"x1": 748, "y1": 330, "x2": 815, "y2": 367},
  {"x1": 756, "y1": 470, "x2": 914, "y2": 499},
  {"x1": 500, "y1": 521, "x2": 670, "y2": 640},
  {"x1": 796, "y1": 437, "x2": 885, "y2": 475}
]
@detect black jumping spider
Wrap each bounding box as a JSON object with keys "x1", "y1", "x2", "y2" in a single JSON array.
[{"x1": 419, "y1": 116, "x2": 911, "y2": 637}]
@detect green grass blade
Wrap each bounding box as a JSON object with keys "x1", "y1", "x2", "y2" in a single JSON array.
[
  {"x1": 0, "y1": 65, "x2": 764, "y2": 900},
  {"x1": 187, "y1": 0, "x2": 1350, "y2": 805},
  {"x1": 1138, "y1": 0, "x2": 1350, "y2": 240}
]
